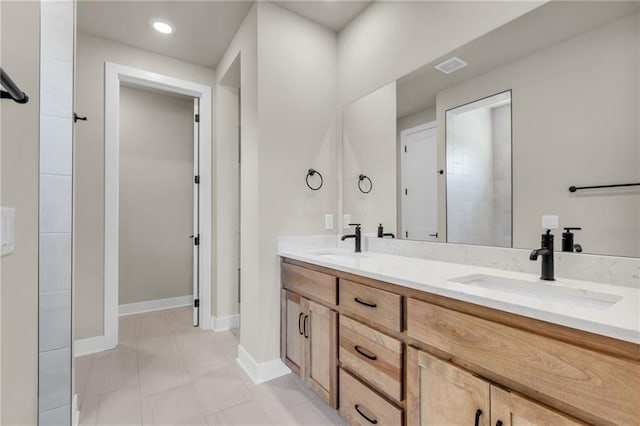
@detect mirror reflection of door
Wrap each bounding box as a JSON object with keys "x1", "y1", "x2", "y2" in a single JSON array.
[
  {"x1": 401, "y1": 122, "x2": 438, "y2": 241},
  {"x1": 446, "y1": 91, "x2": 512, "y2": 248}
]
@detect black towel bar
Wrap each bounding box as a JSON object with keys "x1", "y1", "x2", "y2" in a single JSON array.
[
  {"x1": 0, "y1": 67, "x2": 29, "y2": 104},
  {"x1": 569, "y1": 183, "x2": 640, "y2": 192}
]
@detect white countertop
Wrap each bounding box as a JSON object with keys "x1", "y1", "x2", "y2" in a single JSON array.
[{"x1": 278, "y1": 248, "x2": 640, "y2": 344}]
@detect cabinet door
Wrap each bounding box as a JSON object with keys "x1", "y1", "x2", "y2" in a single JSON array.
[
  {"x1": 304, "y1": 299, "x2": 338, "y2": 408},
  {"x1": 491, "y1": 387, "x2": 586, "y2": 426},
  {"x1": 407, "y1": 347, "x2": 490, "y2": 426},
  {"x1": 281, "y1": 290, "x2": 304, "y2": 376}
]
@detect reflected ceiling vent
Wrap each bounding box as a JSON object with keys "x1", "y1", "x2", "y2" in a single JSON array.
[{"x1": 435, "y1": 57, "x2": 468, "y2": 74}]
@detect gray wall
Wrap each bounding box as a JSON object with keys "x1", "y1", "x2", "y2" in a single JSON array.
[
  {"x1": 0, "y1": 1, "x2": 40, "y2": 424},
  {"x1": 118, "y1": 86, "x2": 194, "y2": 305},
  {"x1": 74, "y1": 34, "x2": 215, "y2": 340},
  {"x1": 436, "y1": 13, "x2": 639, "y2": 257}
]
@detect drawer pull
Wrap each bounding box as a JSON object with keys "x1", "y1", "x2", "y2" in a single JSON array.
[
  {"x1": 354, "y1": 297, "x2": 377, "y2": 308},
  {"x1": 298, "y1": 312, "x2": 304, "y2": 335},
  {"x1": 303, "y1": 315, "x2": 309, "y2": 339},
  {"x1": 354, "y1": 345, "x2": 378, "y2": 361},
  {"x1": 474, "y1": 409, "x2": 483, "y2": 426},
  {"x1": 355, "y1": 404, "x2": 378, "y2": 424}
]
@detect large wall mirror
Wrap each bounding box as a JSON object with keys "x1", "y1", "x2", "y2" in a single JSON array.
[{"x1": 342, "y1": 1, "x2": 640, "y2": 258}]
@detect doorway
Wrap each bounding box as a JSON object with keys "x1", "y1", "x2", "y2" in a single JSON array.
[
  {"x1": 118, "y1": 85, "x2": 199, "y2": 325},
  {"x1": 104, "y1": 63, "x2": 212, "y2": 349},
  {"x1": 400, "y1": 121, "x2": 439, "y2": 241}
]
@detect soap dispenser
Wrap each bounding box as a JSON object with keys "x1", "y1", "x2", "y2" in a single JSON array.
[{"x1": 562, "y1": 227, "x2": 583, "y2": 253}]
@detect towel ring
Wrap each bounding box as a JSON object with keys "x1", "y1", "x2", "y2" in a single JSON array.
[
  {"x1": 358, "y1": 174, "x2": 372, "y2": 194},
  {"x1": 306, "y1": 169, "x2": 323, "y2": 191}
]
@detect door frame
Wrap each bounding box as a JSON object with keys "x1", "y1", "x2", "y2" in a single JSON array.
[
  {"x1": 104, "y1": 62, "x2": 212, "y2": 349},
  {"x1": 400, "y1": 120, "x2": 437, "y2": 240}
]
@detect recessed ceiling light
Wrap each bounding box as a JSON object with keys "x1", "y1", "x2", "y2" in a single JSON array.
[
  {"x1": 152, "y1": 20, "x2": 174, "y2": 34},
  {"x1": 435, "y1": 57, "x2": 467, "y2": 74}
]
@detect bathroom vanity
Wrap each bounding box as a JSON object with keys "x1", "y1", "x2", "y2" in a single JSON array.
[{"x1": 278, "y1": 249, "x2": 639, "y2": 426}]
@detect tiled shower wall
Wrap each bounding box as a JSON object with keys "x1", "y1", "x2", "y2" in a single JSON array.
[{"x1": 38, "y1": 1, "x2": 74, "y2": 424}]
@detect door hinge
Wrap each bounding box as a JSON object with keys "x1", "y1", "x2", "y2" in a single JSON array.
[
  {"x1": 405, "y1": 231, "x2": 409, "y2": 238},
  {"x1": 405, "y1": 188, "x2": 408, "y2": 195},
  {"x1": 195, "y1": 114, "x2": 200, "y2": 123},
  {"x1": 194, "y1": 299, "x2": 199, "y2": 308},
  {"x1": 194, "y1": 235, "x2": 200, "y2": 246},
  {"x1": 194, "y1": 175, "x2": 200, "y2": 184},
  {"x1": 404, "y1": 145, "x2": 407, "y2": 153}
]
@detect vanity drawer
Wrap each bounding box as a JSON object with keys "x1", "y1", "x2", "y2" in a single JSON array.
[
  {"x1": 406, "y1": 298, "x2": 640, "y2": 426},
  {"x1": 339, "y1": 315, "x2": 403, "y2": 402},
  {"x1": 339, "y1": 368, "x2": 403, "y2": 426},
  {"x1": 281, "y1": 262, "x2": 337, "y2": 306},
  {"x1": 339, "y1": 279, "x2": 402, "y2": 332}
]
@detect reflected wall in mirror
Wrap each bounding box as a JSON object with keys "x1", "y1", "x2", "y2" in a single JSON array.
[
  {"x1": 342, "y1": 1, "x2": 639, "y2": 257},
  {"x1": 446, "y1": 91, "x2": 512, "y2": 247}
]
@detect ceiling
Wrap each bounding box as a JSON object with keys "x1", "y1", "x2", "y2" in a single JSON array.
[
  {"x1": 77, "y1": 1, "x2": 371, "y2": 69},
  {"x1": 396, "y1": 1, "x2": 639, "y2": 119},
  {"x1": 274, "y1": 1, "x2": 371, "y2": 32}
]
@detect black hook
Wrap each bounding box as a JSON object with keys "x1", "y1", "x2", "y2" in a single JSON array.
[
  {"x1": 306, "y1": 169, "x2": 323, "y2": 191},
  {"x1": 358, "y1": 174, "x2": 372, "y2": 194},
  {"x1": 74, "y1": 113, "x2": 87, "y2": 123}
]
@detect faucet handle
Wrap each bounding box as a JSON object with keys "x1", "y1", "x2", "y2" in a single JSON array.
[{"x1": 348, "y1": 223, "x2": 361, "y2": 228}]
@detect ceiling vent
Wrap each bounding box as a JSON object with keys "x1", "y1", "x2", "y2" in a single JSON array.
[{"x1": 435, "y1": 57, "x2": 468, "y2": 74}]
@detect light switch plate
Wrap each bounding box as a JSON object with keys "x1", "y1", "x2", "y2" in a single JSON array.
[
  {"x1": 324, "y1": 214, "x2": 334, "y2": 230},
  {"x1": 343, "y1": 214, "x2": 351, "y2": 229},
  {"x1": 1, "y1": 207, "x2": 15, "y2": 257},
  {"x1": 542, "y1": 215, "x2": 559, "y2": 229}
]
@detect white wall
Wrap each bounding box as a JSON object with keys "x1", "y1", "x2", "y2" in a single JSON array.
[
  {"x1": 0, "y1": 2, "x2": 40, "y2": 423},
  {"x1": 118, "y1": 86, "x2": 194, "y2": 305},
  {"x1": 343, "y1": 82, "x2": 397, "y2": 235},
  {"x1": 216, "y1": 2, "x2": 338, "y2": 364},
  {"x1": 75, "y1": 34, "x2": 215, "y2": 339},
  {"x1": 338, "y1": 1, "x2": 544, "y2": 105}
]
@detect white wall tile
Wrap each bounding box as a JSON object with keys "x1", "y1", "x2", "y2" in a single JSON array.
[
  {"x1": 40, "y1": 56, "x2": 73, "y2": 119},
  {"x1": 40, "y1": 233, "x2": 72, "y2": 292},
  {"x1": 39, "y1": 404, "x2": 71, "y2": 426},
  {"x1": 40, "y1": 174, "x2": 72, "y2": 233},
  {"x1": 40, "y1": 0, "x2": 74, "y2": 62},
  {"x1": 39, "y1": 291, "x2": 72, "y2": 352},
  {"x1": 39, "y1": 347, "x2": 71, "y2": 411},
  {"x1": 40, "y1": 115, "x2": 72, "y2": 175}
]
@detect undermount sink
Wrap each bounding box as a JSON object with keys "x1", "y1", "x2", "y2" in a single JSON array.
[
  {"x1": 450, "y1": 274, "x2": 622, "y2": 309},
  {"x1": 312, "y1": 249, "x2": 369, "y2": 259}
]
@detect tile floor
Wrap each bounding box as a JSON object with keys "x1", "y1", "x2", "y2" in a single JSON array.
[{"x1": 76, "y1": 307, "x2": 347, "y2": 426}]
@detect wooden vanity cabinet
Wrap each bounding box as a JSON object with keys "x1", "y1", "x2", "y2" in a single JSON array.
[
  {"x1": 281, "y1": 262, "x2": 339, "y2": 408},
  {"x1": 280, "y1": 258, "x2": 639, "y2": 426},
  {"x1": 407, "y1": 348, "x2": 586, "y2": 426}
]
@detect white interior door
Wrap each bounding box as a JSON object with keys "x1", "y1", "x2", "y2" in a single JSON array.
[
  {"x1": 193, "y1": 98, "x2": 200, "y2": 326},
  {"x1": 401, "y1": 122, "x2": 439, "y2": 241}
]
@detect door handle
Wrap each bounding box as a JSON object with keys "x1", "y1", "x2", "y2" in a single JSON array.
[
  {"x1": 429, "y1": 232, "x2": 438, "y2": 238},
  {"x1": 298, "y1": 312, "x2": 304, "y2": 335},
  {"x1": 354, "y1": 297, "x2": 377, "y2": 308},
  {"x1": 474, "y1": 409, "x2": 483, "y2": 426}
]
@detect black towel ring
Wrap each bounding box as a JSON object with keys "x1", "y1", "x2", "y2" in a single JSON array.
[
  {"x1": 358, "y1": 174, "x2": 372, "y2": 194},
  {"x1": 306, "y1": 169, "x2": 323, "y2": 191}
]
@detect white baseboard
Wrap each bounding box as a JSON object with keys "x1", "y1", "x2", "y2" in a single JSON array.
[
  {"x1": 236, "y1": 344, "x2": 291, "y2": 384},
  {"x1": 119, "y1": 295, "x2": 193, "y2": 316},
  {"x1": 72, "y1": 394, "x2": 79, "y2": 426},
  {"x1": 74, "y1": 335, "x2": 106, "y2": 357},
  {"x1": 211, "y1": 314, "x2": 240, "y2": 331}
]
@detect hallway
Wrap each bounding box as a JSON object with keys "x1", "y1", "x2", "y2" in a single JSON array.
[{"x1": 76, "y1": 307, "x2": 346, "y2": 425}]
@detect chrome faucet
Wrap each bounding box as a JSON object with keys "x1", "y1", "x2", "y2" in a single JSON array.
[
  {"x1": 530, "y1": 229, "x2": 555, "y2": 281},
  {"x1": 341, "y1": 223, "x2": 362, "y2": 253}
]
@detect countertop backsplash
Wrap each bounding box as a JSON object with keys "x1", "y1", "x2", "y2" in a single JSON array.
[{"x1": 277, "y1": 235, "x2": 639, "y2": 289}]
